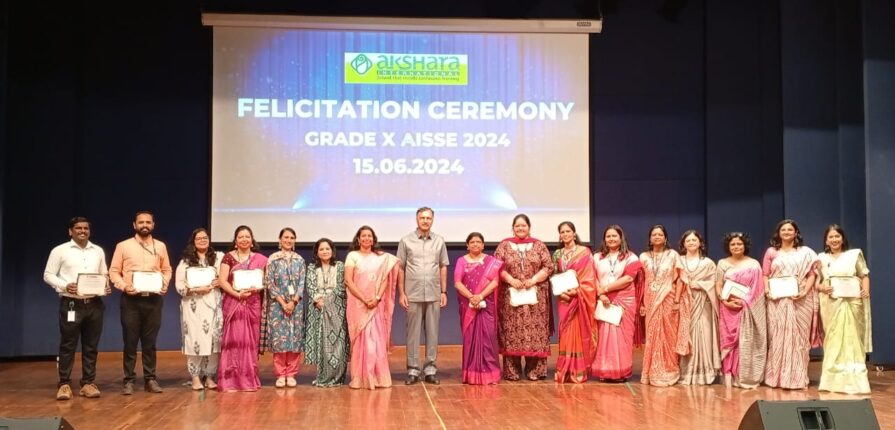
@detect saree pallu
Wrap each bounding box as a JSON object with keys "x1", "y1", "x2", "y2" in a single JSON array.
[
  {"x1": 718, "y1": 260, "x2": 766, "y2": 388},
  {"x1": 679, "y1": 257, "x2": 720, "y2": 385},
  {"x1": 218, "y1": 252, "x2": 268, "y2": 392},
  {"x1": 763, "y1": 246, "x2": 820, "y2": 389},
  {"x1": 347, "y1": 252, "x2": 399, "y2": 390},
  {"x1": 456, "y1": 255, "x2": 503, "y2": 385},
  {"x1": 818, "y1": 249, "x2": 871, "y2": 394},
  {"x1": 304, "y1": 262, "x2": 349, "y2": 387},
  {"x1": 553, "y1": 247, "x2": 597, "y2": 384},
  {"x1": 592, "y1": 252, "x2": 644, "y2": 380},
  {"x1": 641, "y1": 250, "x2": 690, "y2": 386}
]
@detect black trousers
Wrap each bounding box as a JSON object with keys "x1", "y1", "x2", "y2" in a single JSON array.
[
  {"x1": 120, "y1": 294, "x2": 163, "y2": 384},
  {"x1": 58, "y1": 297, "x2": 105, "y2": 387}
]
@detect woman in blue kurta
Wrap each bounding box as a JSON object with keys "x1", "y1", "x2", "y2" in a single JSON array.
[{"x1": 263, "y1": 227, "x2": 306, "y2": 388}]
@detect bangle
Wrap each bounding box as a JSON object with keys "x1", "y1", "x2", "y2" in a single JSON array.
[{"x1": 441, "y1": 291, "x2": 447, "y2": 295}]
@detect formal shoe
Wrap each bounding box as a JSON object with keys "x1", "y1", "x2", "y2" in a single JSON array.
[
  {"x1": 122, "y1": 382, "x2": 134, "y2": 396},
  {"x1": 275, "y1": 377, "x2": 286, "y2": 388},
  {"x1": 424, "y1": 375, "x2": 440, "y2": 385},
  {"x1": 56, "y1": 384, "x2": 73, "y2": 401},
  {"x1": 286, "y1": 377, "x2": 297, "y2": 387},
  {"x1": 405, "y1": 375, "x2": 420, "y2": 385},
  {"x1": 145, "y1": 379, "x2": 163, "y2": 393},
  {"x1": 79, "y1": 383, "x2": 101, "y2": 398},
  {"x1": 205, "y1": 378, "x2": 218, "y2": 390},
  {"x1": 191, "y1": 376, "x2": 204, "y2": 391}
]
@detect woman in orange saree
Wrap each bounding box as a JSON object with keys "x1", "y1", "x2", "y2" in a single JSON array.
[{"x1": 552, "y1": 221, "x2": 597, "y2": 383}]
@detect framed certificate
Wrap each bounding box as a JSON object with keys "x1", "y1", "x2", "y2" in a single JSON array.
[
  {"x1": 509, "y1": 287, "x2": 537, "y2": 307},
  {"x1": 133, "y1": 271, "x2": 163, "y2": 293},
  {"x1": 185, "y1": 267, "x2": 216, "y2": 288},
  {"x1": 76, "y1": 273, "x2": 107, "y2": 296},
  {"x1": 233, "y1": 269, "x2": 264, "y2": 291},
  {"x1": 594, "y1": 303, "x2": 623, "y2": 326},
  {"x1": 830, "y1": 276, "x2": 861, "y2": 298},
  {"x1": 721, "y1": 279, "x2": 750, "y2": 300},
  {"x1": 768, "y1": 276, "x2": 798, "y2": 299},
  {"x1": 550, "y1": 270, "x2": 579, "y2": 296}
]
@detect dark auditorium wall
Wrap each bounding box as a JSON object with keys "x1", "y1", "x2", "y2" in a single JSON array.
[{"x1": 3, "y1": 0, "x2": 889, "y2": 361}]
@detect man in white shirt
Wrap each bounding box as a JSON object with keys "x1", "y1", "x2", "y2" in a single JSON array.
[{"x1": 43, "y1": 217, "x2": 111, "y2": 400}]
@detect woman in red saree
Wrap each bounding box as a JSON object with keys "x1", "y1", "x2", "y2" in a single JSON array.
[
  {"x1": 591, "y1": 225, "x2": 645, "y2": 382},
  {"x1": 640, "y1": 224, "x2": 690, "y2": 386},
  {"x1": 344, "y1": 226, "x2": 401, "y2": 390},
  {"x1": 552, "y1": 221, "x2": 597, "y2": 383},
  {"x1": 454, "y1": 232, "x2": 503, "y2": 385}
]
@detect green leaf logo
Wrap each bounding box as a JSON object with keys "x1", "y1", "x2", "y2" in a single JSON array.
[{"x1": 350, "y1": 54, "x2": 373, "y2": 75}]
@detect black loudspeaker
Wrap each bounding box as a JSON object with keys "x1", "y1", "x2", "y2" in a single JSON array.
[
  {"x1": 0, "y1": 417, "x2": 74, "y2": 430},
  {"x1": 738, "y1": 399, "x2": 879, "y2": 430}
]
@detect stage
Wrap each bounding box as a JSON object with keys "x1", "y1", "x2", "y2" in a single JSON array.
[{"x1": 0, "y1": 346, "x2": 891, "y2": 429}]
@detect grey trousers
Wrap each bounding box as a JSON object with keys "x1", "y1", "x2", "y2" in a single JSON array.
[{"x1": 406, "y1": 301, "x2": 440, "y2": 376}]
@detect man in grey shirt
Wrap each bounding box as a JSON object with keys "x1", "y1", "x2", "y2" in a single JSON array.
[{"x1": 397, "y1": 206, "x2": 449, "y2": 385}]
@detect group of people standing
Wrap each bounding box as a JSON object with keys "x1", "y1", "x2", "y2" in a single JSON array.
[{"x1": 44, "y1": 209, "x2": 872, "y2": 401}]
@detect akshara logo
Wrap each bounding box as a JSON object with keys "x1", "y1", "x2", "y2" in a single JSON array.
[{"x1": 350, "y1": 54, "x2": 373, "y2": 75}]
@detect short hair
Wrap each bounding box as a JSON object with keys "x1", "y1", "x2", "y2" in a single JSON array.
[
  {"x1": 770, "y1": 219, "x2": 804, "y2": 249},
  {"x1": 230, "y1": 225, "x2": 260, "y2": 252},
  {"x1": 557, "y1": 221, "x2": 580, "y2": 245},
  {"x1": 313, "y1": 238, "x2": 339, "y2": 266},
  {"x1": 822, "y1": 224, "x2": 850, "y2": 253},
  {"x1": 598, "y1": 224, "x2": 630, "y2": 256},
  {"x1": 134, "y1": 210, "x2": 154, "y2": 221},
  {"x1": 466, "y1": 232, "x2": 485, "y2": 244},
  {"x1": 722, "y1": 232, "x2": 751, "y2": 256},
  {"x1": 350, "y1": 225, "x2": 382, "y2": 252},
  {"x1": 416, "y1": 206, "x2": 434, "y2": 217},
  {"x1": 69, "y1": 216, "x2": 91, "y2": 229},
  {"x1": 512, "y1": 213, "x2": 531, "y2": 228},
  {"x1": 645, "y1": 224, "x2": 671, "y2": 252},
  {"x1": 678, "y1": 229, "x2": 706, "y2": 257}
]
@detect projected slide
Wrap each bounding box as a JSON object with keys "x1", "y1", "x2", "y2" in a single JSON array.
[{"x1": 212, "y1": 27, "x2": 590, "y2": 243}]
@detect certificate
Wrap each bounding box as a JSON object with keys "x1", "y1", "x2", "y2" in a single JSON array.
[
  {"x1": 768, "y1": 276, "x2": 798, "y2": 299},
  {"x1": 233, "y1": 269, "x2": 263, "y2": 291},
  {"x1": 721, "y1": 279, "x2": 750, "y2": 300},
  {"x1": 185, "y1": 267, "x2": 216, "y2": 288},
  {"x1": 830, "y1": 276, "x2": 861, "y2": 298},
  {"x1": 469, "y1": 300, "x2": 487, "y2": 309},
  {"x1": 133, "y1": 271, "x2": 163, "y2": 293},
  {"x1": 509, "y1": 287, "x2": 538, "y2": 307},
  {"x1": 550, "y1": 270, "x2": 579, "y2": 296},
  {"x1": 594, "y1": 303, "x2": 623, "y2": 326},
  {"x1": 76, "y1": 273, "x2": 107, "y2": 296}
]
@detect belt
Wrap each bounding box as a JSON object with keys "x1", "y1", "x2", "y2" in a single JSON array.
[{"x1": 62, "y1": 296, "x2": 100, "y2": 304}]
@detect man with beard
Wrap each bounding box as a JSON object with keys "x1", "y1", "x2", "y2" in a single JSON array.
[
  {"x1": 109, "y1": 211, "x2": 172, "y2": 395},
  {"x1": 43, "y1": 217, "x2": 111, "y2": 400}
]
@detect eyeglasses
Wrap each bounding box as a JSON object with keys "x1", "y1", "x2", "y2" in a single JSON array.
[{"x1": 195, "y1": 237, "x2": 210, "y2": 241}]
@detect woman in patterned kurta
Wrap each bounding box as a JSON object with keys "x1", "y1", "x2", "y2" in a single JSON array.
[
  {"x1": 494, "y1": 214, "x2": 554, "y2": 381},
  {"x1": 304, "y1": 238, "x2": 349, "y2": 387},
  {"x1": 762, "y1": 219, "x2": 820, "y2": 390},
  {"x1": 263, "y1": 228, "x2": 306, "y2": 388},
  {"x1": 816, "y1": 225, "x2": 872, "y2": 394},
  {"x1": 677, "y1": 230, "x2": 720, "y2": 385},
  {"x1": 217, "y1": 225, "x2": 268, "y2": 392},
  {"x1": 640, "y1": 225, "x2": 690, "y2": 386},
  {"x1": 174, "y1": 228, "x2": 223, "y2": 390}
]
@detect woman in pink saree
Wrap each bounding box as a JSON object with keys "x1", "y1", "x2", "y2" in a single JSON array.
[
  {"x1": 454, "y1": 232, "x2": 503, "y2": 385},
  {"x1": 344, "y1": 225, "x2": 401, "y2": 390},
  {"x1": 640, "y1": 224, "x2": 690, "y2": 386},
  {"x1": 591, "y1": 225, "x2": 645, "y2": 382},
  {"x1": 552, "y1": 221, "x2": 597, "y2": 384},
  {"x1": 217, "y1": 225, "x2": 268, "y2": 392},
  {"x1": 762, "y1": 219, "x2": 819, "y2": 390},
  {"x1": 716, "y1": 232, "x2": 766, "y2": 389}
]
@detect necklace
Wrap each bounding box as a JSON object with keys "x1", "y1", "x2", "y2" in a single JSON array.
[
  {"x1": 561, "y1": 245, "x2": 577, "y2": 267},
  {"x1": 607, "y1": 252, "x2": 620, "y2": 281},
  {"x1": 682, "y1": 254, "x2": 702, "y2": 277}
]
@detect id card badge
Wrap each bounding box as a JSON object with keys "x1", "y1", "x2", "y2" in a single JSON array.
[
  {"x1": 287, "y1": 284, "x2": 295, "y2": 295},
  {"x1": 67, "y1": 302, "x2": 76, "y2": 322}
]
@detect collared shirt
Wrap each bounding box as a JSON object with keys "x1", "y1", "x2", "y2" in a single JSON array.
[
  {"x1": 397, "y1": 229, "x2": 449, "y2": 302},
  {"x1": 109, "y1": 235, "x2": 173, "y2": 290},
  {"x1": 43, "y1": 240, "x2": 108, "y2": 299}
]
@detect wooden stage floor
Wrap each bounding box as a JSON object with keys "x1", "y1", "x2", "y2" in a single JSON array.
[{"x1": 1, "y1": 346, "x2": 892, "y2": 429}]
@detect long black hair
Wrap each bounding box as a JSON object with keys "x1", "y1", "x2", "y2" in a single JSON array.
[{"x1": 181, "y1": 228, "x2": 217, "y2": 267}]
